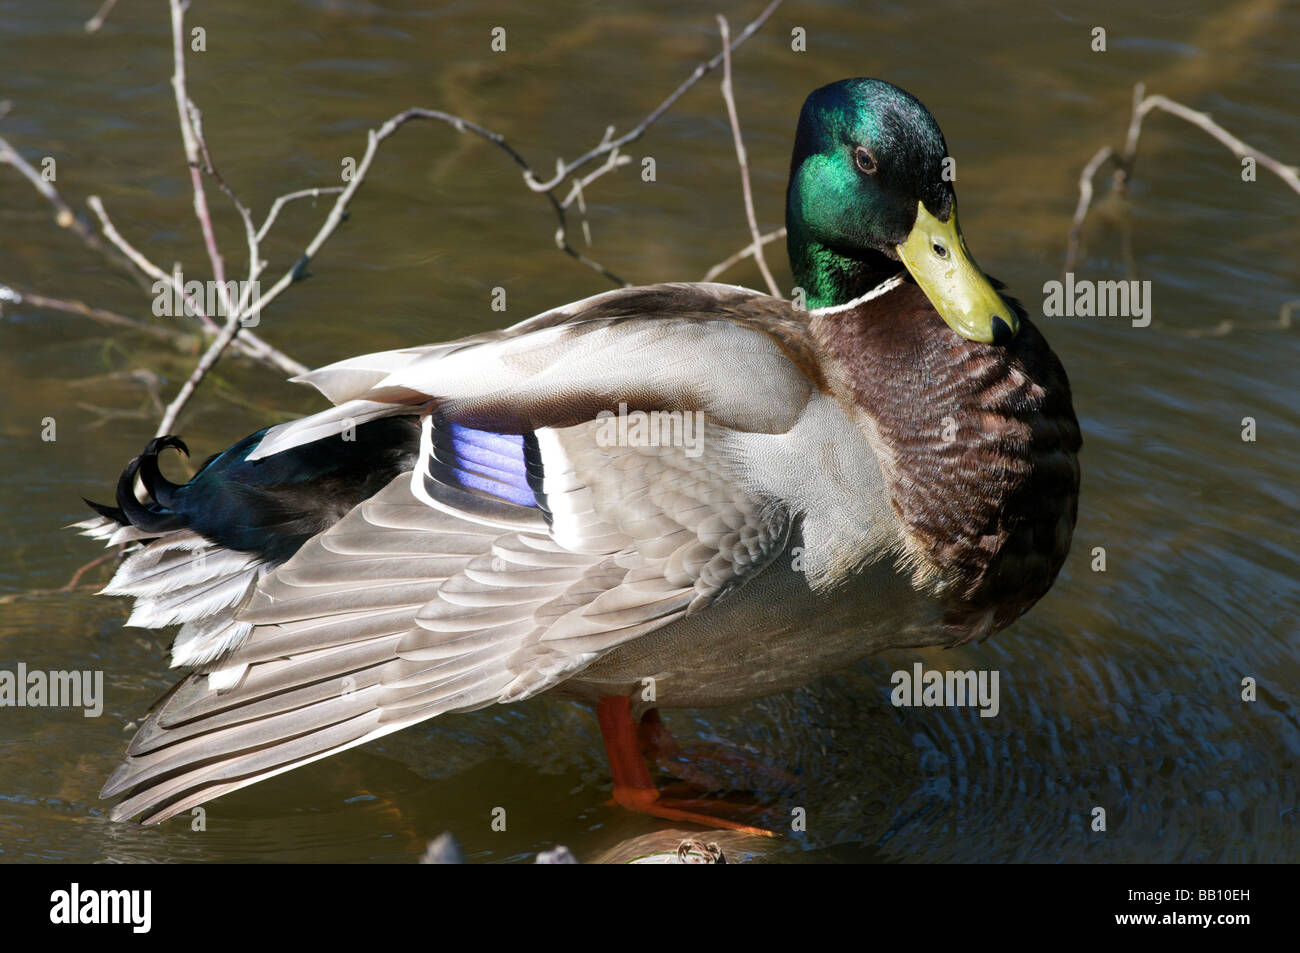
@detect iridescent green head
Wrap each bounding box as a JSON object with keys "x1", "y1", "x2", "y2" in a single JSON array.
[{"x1": 787, "y1": 78, "x2": 1017, "y2": 344}]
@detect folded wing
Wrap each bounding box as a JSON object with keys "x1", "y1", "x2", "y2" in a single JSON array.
[{"x1": 102, "y1": 283, "x2": 817, "y2": 822}]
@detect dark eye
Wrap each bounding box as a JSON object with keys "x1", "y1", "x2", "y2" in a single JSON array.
[{"x1": 853, "y1": 146, "x2": 878, "y2": 175}]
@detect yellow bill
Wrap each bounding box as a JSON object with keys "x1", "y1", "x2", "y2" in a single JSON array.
[{"x1": 896, "y1": 201, "x2": 1019, "y2": 345}]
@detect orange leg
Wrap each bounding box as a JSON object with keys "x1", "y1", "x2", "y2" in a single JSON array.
[
  {"x1": 596, "y1": 696, "x2": 777, "y2": 838},
  {"x1": 638, "y1": 707, "x2": 803, "y2": 796}
]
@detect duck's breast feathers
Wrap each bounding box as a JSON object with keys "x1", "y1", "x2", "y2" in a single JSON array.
[
  {"x1": 810, "y1": 279, "x2": 1081, "y2": 638},
  {"x1": 251, "y1": 283, "x2": 824, "y2": 461}
]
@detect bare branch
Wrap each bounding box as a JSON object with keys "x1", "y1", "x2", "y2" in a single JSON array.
[
  {"x1": 257, "y1": 187, "x2": 346, "y2": 243},
  {"x1": 13, "y1": 0, "x2": 789, "y2": 441},
  {"x1": 85, "y1": 194, "x2": 307, "y2": 376},
  {"x1": 524, "y1": 0, "x2": 786, "y2": 193},
  {"x1": 559, "y1": 143, "x2": 632, "y2": 249},
  {"x1": 0, "y1": 284, "x2": 198, "y2": 350},
  {"x1": 703, "y1": 227, "x2": 787, "y2": 282},
  {"x1": 155, "y1": 300, "x2": 249, "y2": 436},
  {"x1": 84, "y1": 0, "x2": 121, "y2": 33},
  {"x1": 1068, "y1": 82, "x2": 1300, "y2": 276},
  {"x1": 1113, "y1": 81, "x2": 1148, "y2": 193},
  {"x1": 1064, "y1": 146, "x2": 1115, "y2": 273},
  {"x1": 242, "y1": 106, "x2": 638, "y2": 316},
  {"x1": 168, "y1": 0, "x2": 234, "y2": 323},
  {"x1": 0, "y1": 133, "x2": 150, "y2": 288},
  {"x1": 1134, "y1": 94, "x2": 1300, "y2": 195},
  {"x1": 716, "y1": 15, "x2": 780, "y2": 297}
]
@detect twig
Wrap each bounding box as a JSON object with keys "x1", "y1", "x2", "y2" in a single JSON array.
[
  {"x1": 156, "y1": 154, "x2": 267, "y2": 435},
  {"x1": 703, "y1": 227, "x2": 787, "y2": 282},
  {"x1": 0, "y1": 133, "x2": 150, "y2": 289},
  {"x1": 85, "y1": 195, "x2": 306, "y2": 376},
  {"x1": 155, "y1": 295, "x2": 249, "y2": 436},
  {"x1": 13, "y1": 0, "x2": 787, "y2": 440},
  {"x1": 1112, "y1": 82, "x2": 1148, "y2": 194},
  {"x1": 558, "y1": 140, "x2": 632, "y2": 249},
  {"x1": 716, "y1": 15, "x2": 780, "y2": 297},
  {"x1": 243, "y1": 106, "x2": 635, "y2": 314},
  {"x1": 2, "y1": 100, "x2": 289, "y2": 367},
  {"x1": 524, "y1": 0, "x2": 785, "y2": 193},
  {"x1": 257, "y1": 187, "x2": 346, "y2": 242},
  {"x1": 513, "y1": 0, "x2": 785, "y2": 284},
  {"x1": 0, "y1": 549, "x2": 122, "y2": 605},
  {"x1": 1064, "y1": 146, "x2": 1115, "y2": 272},
  {"x1": 3, "y1": 108, "x2": 302, "y2": 373},
  {"x1": 159, "y1": 0, "x2": 786, "y2": 425},
  {"x1": 1068, "y1": 82, "x2": 1300, "y2": 272},
  {"x1": 151, "y1": 0, "x2": 279, "y2": 436},
  {"x1": 1130, "y1": 94, "x2": 1300, "y2": 194},
  {"x1": 0, "y1": 285, "x2": 198, "y2": 350},
  {"x1": 187, "y1": 111, "x2": 264, "y2": 320},
  {"x1": 85, "y1": 0, "x2": 121, "y2": 33},
  {"x1": 169, "y1": 0, "x2": 235, "y2": 324},
  {"x1": 0, "y1": 135, "x2": 93, "y2": 238},
  {"x1": 84, "y1": 194, "x2": 217, "y2": 332}
]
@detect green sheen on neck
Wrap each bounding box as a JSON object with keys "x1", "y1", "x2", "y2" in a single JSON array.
[{"x1": 786, "y1": 226, "x2": 900, "y2": 310}]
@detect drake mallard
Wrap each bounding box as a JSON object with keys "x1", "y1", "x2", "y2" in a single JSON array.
[{"x1": 77, "y1": 78, "x2": 1080, "y2": 829}]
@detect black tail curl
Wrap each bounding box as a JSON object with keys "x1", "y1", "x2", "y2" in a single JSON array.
[
  {"x1": 85, "y1": 436, "x2": 193, "y2": 535},
  {"x1": 83, "y1": 417, "x2": 421, "y2": 563}
]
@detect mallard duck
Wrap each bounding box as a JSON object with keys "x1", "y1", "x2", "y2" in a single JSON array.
[{"x1": 77, "y1": 78, "x2": 1080, "y2": 829}]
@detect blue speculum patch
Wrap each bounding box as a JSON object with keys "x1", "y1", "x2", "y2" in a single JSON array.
[{"x1": 443, "y1": 423, "x2": 537, "y2": 507}]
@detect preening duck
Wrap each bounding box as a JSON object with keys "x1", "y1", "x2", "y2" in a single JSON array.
[{"x1": 77, "y1": 78, "x2": 1080, "y2": 830}]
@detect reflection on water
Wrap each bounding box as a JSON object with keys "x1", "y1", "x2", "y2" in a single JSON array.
[{"x1": 1, "y1": 0, "x2": 1296, "y2": 862}]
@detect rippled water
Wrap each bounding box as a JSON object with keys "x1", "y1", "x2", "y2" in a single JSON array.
[{"x1": 1, "y1": 0, "x2": 1297, "y2": 862}]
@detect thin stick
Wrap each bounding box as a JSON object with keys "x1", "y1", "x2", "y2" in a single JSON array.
[
  {"x1": 717, "y1": 15, "x2": 780, "y2": 297},
  {"x1": 257, "y1": 187, "x2": 346, "y2": 242},
  {"x1": 0, "y1": 135, "x2": 95, "y2": 241},
  {"x1": 1135, "y1": 95, "x2": 1300, "y2": 194},
  {"x1": 559, "y1": 143, "x2": 632, "y2": 249},
  {"x1": 155, "y1": 113, "x2": 268, "y2": 434},
  {"x1": 0, "y1": 285, "x2": 198, "y2": 350},
  {"x1": 1068, "y1": 82, "x2": 1300, "y2": 274},
  {"x1": 154, "y1": 161, "x2": 269, "y2": 437},
  {"x1": 703, "y1": 227, "x2": 787, "y2": 282},
  {"x1": 168, "y1": 0, "x2": 234, "y2": 323},
  {"x1": 1113, "y1": 82, "x2": 1148, "y2": 193},
  {"x1": 17, "y1": 0, "x2": 788, "y2": 443},
  {"x1": 0, "y1": 549, "x2": 123, "y2": 605},
  {"x1": 524, "y1": 0, "x2": 786, "y2": 193},
  {"x1": 243, "y1": 106, "x2": 635, "y2": 315},
  {"x1": 0, "y1": 133, "x2": 151, "y2": 289},
  {"x1": 1064, "y1": 146, "x2": 1115, "y2": 272},
  {"x1": 84, "y1": 0, "x2": 121, "y2": 33},
  {"x1": 85, "y1": 195, "x2": 306, "y2": 376},
  {"x1": 154, "y1": 296, "x2": 248, "y2": 436},
  {"x1": 2, "y1": 9, "x2": 304, "y2": 380}
]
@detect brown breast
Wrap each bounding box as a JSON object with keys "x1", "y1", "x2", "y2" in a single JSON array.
[{"x1": 811, "y1": 280, "x2": 1082, "y2": 644}]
